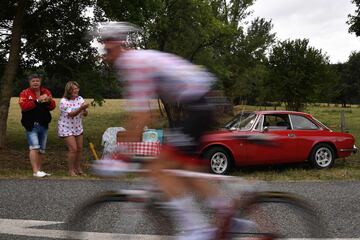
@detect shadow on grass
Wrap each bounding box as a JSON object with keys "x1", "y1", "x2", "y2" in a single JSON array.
[{"x1": 233, "y1": 162, "x2": 310, "y2": 174}]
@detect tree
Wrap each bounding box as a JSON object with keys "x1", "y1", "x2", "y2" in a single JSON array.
[
  {"x1": 335, "y1": 52, "x2": 360, "y2": 106},
  {"x1": 348, "y1": 0, "x2": 360, "y2": 36},
  {"x1": 223, "y1": 17, "x2": 275, "y2": 103},
  {"x1": 21, "y1": 0, "x2": 101, "y2": 96},
  {"x1": 267, "y1": 39, "x2": 332, "y2": 111},
  {"x1": 232, "y1": 64, "x2": 270, "y2": 105},
  {"x1": 346, "y1": 52, "x2": 360, "y2": 103},
  {"x1": 311, "y1": 64, "x2": 339, "y2": 106},
  {"x1": 0, "y1": 0, "x2": 26, "y2": 148}
]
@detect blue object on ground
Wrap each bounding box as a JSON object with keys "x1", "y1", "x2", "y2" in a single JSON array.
[
  {"x1": 142, "y1": 129, "x2": 164, "y2": 143},
  {"x1": 142, "y1": 129, "x2": 158, "y2": 142}
]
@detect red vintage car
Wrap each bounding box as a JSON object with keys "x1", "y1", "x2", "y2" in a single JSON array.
[{"x1": 200, "y1": 110, "x2": 357, "y2": 174}]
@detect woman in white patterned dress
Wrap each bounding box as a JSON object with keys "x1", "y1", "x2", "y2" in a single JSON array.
[{"x1": 57, "y1": 81, "x2": 89, "y2": 176}]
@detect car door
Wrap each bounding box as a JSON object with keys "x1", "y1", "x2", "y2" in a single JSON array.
[
  {"x1": 245, "y1": 113, "x2": 299, "y2": 164},
  {"x1": 287, "y1": 114, "x2": 322, "y2": 161}
]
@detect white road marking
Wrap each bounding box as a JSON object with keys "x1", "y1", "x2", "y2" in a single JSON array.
[
  {"x1": 0, "y1": 218, "x2": 358, "y2": 240},
  {"x1": 0, "y1": 218, "x2": 171, "y2": 239}
]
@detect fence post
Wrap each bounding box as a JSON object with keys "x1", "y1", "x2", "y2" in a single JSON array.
[{"x1": 340, "y1": 111, "x2": 345, "y2": 132}]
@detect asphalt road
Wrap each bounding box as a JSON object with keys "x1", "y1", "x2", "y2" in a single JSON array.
[{"x1": 0, "y1": 179, "x2": 359, "y2": 239}]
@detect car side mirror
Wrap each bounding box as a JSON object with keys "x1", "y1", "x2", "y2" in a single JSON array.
[{"x1": 262, "y1": 126, "x2": 269, "y2": 132}]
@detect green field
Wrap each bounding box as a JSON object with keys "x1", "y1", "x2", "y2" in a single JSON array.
[{"x1": 1, "y1": 98, "x2": 359, "y2": 180}]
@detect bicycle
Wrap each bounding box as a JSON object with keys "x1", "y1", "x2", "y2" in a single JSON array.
[{"x1": 66, "y1": 154, "x2": 328, "y2": 240}]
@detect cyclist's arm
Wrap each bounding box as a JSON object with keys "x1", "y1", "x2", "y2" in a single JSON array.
[{"x1": 120, "y1": 63, "x2": 156, "y2": 142}]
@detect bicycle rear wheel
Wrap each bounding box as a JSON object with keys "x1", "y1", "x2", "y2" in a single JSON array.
[
  {"x1": 228, "y1": 191, "x2": 328, "y2": 239},
  {"x1": 66, "y1": 191, "x2": 174, "y2": 239}
]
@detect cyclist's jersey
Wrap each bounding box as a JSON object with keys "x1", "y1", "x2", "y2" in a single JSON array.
[{"x1": 115, "y1": 49, "x2": 215, "y2": 112}]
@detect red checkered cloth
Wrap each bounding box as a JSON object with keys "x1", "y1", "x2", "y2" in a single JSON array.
[{"x1": 117, "y1": 141, "x2": 161, "y2": 156}]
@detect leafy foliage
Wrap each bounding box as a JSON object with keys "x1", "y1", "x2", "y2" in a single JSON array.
[
  {"x1": 0, "y1": 0, "x2": 122, "y2": 98},
  {"x1": 335, "y1": 52, "x2": 360, "y2": 106},
  {"x1": 223, "y1": 17, "x2": 275, "y2": 103},
  {"x1": 348, "y1": 0, "x2": 360, "y2": 36},
  {"x1": 267, "y1": 39, "x2": 333, "y2": 111}
]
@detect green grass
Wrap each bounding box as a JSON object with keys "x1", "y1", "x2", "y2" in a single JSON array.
[{"x1": 1, "y1": 98, "x2": 359, "y2": 180}]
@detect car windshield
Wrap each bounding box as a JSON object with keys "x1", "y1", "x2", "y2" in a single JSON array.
[{"x1": 225, "y1": 112, "x2": 257, "y2": 131}]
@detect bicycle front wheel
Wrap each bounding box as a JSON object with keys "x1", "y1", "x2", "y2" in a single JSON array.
[
  {"x1": 228, "y1": 191, "x2": 328, "y2": 239},
  {"x1": 66, "y1": 191, "x2": 175, "y2": 239}
]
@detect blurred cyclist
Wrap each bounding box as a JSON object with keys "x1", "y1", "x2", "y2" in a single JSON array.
[{"x1": 97, "y1": 22, "x2": 231, "y2": 239}]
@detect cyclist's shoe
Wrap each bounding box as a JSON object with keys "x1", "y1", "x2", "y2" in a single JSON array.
[
  {"x1": 177, "y1": 227, "x2": 217, "y2": 240},
  {"x1": 208, "y1": 198, "x2": 258, "y2": 237}
]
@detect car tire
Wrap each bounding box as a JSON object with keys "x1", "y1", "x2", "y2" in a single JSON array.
[
  {"x1": 309, "y1": 143, "x2": 335, "y2": 169},
  {"x1": 204, "y1": 147, "x2": 233, "y2": 175}
]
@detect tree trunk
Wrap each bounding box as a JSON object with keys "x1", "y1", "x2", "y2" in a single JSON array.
[
  {"x1": 0, "y1": 0, "x2": 26, "y2": 149},
  {"x1": 160, "y1": 98, "x2": 185, "y2": 128}
]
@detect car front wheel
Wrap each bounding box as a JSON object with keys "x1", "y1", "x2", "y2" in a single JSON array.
[
  {"x1": 309, "y1": 143, "x2": 335, "y2": 169},
  {"x1": 204, "y1": 147, "x2": 233, "y2": 174}
]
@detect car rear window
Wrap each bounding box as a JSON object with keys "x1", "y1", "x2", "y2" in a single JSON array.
[{"x1": 290, "y1": 115, "x2": 319, "y2": 130}]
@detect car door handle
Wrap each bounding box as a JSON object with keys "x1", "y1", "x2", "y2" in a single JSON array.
[{"x1": 288, "y1": 133, "x2": 296, "y2": 138}]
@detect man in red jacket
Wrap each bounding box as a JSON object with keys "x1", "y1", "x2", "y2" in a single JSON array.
[{"x1": 19, "y1": 74, "x2": 56, "y2": 177}]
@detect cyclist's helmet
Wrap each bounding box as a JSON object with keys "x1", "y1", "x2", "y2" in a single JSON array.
[{"x1": 97, "y1": 21, "x2": 141, "y2": 42}]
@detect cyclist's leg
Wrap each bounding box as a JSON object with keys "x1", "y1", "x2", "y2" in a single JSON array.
[
  {"x1": 181, "y1": 99, "x2": 235, "y2": 221},
  {"x1": 148, "y1": 150, "x2": 189, "y2": 197},
  {"x1": 158, "y1": 147, "x2": 219, "y2": 200},
  {"x1": 148, "y1": 147, "x2": 213, "y2": 235},
  {"x1": 147, "y1": 98, "x2": 221, "y2": 238},
  {"x1": 149, "y1": 145, "x2": 217, "y2": 198}
]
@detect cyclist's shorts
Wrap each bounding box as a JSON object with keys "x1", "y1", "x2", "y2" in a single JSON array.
[{"x1": 164, "y1": 96, "x2": 215, "y2": 157}]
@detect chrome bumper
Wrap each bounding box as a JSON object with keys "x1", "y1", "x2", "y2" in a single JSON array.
[{"x1": 340, "y1": 145, "x2": 358, "y2": 153}]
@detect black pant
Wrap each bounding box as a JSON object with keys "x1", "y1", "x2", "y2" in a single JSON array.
[{"x1": 165, "y1": 97, "x2": 215, "y2": 156}]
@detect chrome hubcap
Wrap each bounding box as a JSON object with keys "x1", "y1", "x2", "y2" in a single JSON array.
[{"x1": 211, "y1": 152, "x2": 228, "y2": 174}]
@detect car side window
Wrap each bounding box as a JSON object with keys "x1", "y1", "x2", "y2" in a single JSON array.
[
  {"x1": 263, "y1": 114, "x2": 291, "y2": 130},
  {"x1": 290, "y1": 115, "x2": 319, "y2": 130}
]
